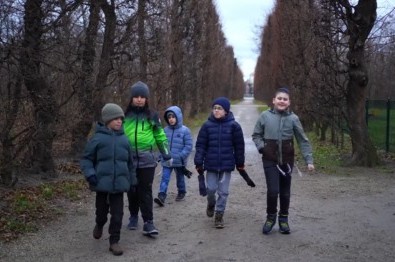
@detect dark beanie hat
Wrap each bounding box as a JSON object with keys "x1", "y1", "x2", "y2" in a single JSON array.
[
  {"x1": 276, "y1": 86, "x2": 290, "y2": 94},
  {"x1": 212, "y1": 97, "x2": 230, "y2": 113},
  {"x1": 101, "y1": 103, "x2": 125, "y2": 123},
  {"x1": 130, "y1": 81, "x2": 150, "y2": 99}
]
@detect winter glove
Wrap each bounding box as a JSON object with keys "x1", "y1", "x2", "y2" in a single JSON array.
[
  {"x1": 236, "y1": 167, "x2": 256, "y2": 188},
  {"x1": 196, "y1": 166, "x2": 204, "y2": 175},
  {"x1": 162, "y1": 153, "x2": 172, "y2": 161},
  {"x1": 258, "y1": 147, "x2": 264, "y2": 154},
  {"x1": 87, "y1": 175, "x2": 98, "y2": 187},
  {"x1": 129, "y1": 185, "x2": 138, "y2": 193},
  {"x1": 198, "y1": 173, "x2": 207, "y2": 196},
  {"x1": 181, "y1": 166, "x2": 193, "y2": 179}
]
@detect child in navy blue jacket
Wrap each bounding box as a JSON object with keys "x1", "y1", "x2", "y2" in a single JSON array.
[
  {"x1": 80, "y1": 103, "x2": 136, "y2": 256},
  {"x1": 154, "y1": 106, "x2": 193, "y2": 206},
  {"x1": 194, "y1": 97, "x2": 245, "y2": 228}
]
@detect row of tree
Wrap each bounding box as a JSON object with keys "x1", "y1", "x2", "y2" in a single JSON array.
[
  {"x1": 0, "y1": 0, "x2": 245, "y2": 185},
  {"x1": 254, "y1": 0, "x2": 394, "y2": 166}
]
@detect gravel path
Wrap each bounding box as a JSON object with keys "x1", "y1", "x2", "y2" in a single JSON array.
[{"x1": 1, "y1": 97, "x2": 394, "y2": 262}]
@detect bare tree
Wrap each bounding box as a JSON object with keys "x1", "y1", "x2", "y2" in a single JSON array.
[
  {"x1": 338, "y1": 0, "x2": 379, "y2": 166},
  {"x1": 20, "y1": 0, "x2": 58, "y2": 177}
]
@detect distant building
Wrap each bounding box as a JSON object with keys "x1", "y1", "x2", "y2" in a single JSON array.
[{"x1": 244, "y1": 73, "x2": 254, "y2": 97}]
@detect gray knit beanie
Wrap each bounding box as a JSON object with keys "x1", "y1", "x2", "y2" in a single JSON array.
[
  {"x1": 130, "y1": 81, "x2": 150, "y2": 99},
  {"x1": 101, "y1": 103, "x2": 125, "y2": 123}
]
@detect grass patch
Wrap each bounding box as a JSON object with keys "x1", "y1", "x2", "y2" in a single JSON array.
[
  {"x1": 367, "y1": 108, "x2": 395, "y2": 153},
  {"x1": 295, "y1": 132, "x2": 352, "y2": 174},
  {"x1": 0, "y1": 179, "x2": 88, "y2": 242},
  {"x1": 184, "y1": 112, "x2": 209, "y2": 130}
]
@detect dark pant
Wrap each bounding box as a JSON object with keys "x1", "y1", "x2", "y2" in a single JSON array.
[
  {"x1": 95, "y1": 192, "x2": 124, "y2": 244},
  {"x1": 127, "y1": 167, "x2": 156, "y2": 222},
  {"x1": 263, "y1": 160, "x2": 292, "y2": 216}
]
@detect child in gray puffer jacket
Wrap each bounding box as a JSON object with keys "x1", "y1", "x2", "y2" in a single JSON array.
[
  {"x1": 80, "y1": 103, "x2": 136, "y2": 256},
  {"x1": 252, "y1": 87, "x2": 314, "y2": 235}
]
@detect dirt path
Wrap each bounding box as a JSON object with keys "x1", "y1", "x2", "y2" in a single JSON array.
[{"x1": 1, "y1": 98, "x2": 395, "y2": 262}]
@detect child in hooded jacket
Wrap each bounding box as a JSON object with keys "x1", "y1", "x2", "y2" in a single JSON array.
[
  {"x1": 252, "y1": 87, "x2": 315, "y2": 235},
  {"x1": 154, "y1": 106, "x2": 193, "y2": 206},
  {"x1": 123, "y1": 81, "x2": 171, "y2": 236},
  {"x1": 80, "y1": 103, "x2": 136, "y2": 256},
  {"x1": 194, "y1": 97, "x2": 245, "y2": 229}
]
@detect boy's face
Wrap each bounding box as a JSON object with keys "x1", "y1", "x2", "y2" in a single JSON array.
[
  {"x1": 272, "y1": 92, "x2": 290, "y2": 112},
  {"x1": 212, "y1": 104, "x2": 226, "y2": 119},
  {"x1": 107, "y1": 118, "x2": 123, "y2": 131},
  {"x1": 167, "y1": 112, "x2": 177, "y2": 125},
  {"x1": 131, "y1": 96, "x2": 146, "y2": 107}
]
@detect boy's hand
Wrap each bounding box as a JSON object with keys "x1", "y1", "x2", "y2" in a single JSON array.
[
  {"x1": 162, "y1": 153, "x2": 172, "y2": 161},
  {"x1": 196, "y1": 166, "x2": 204, "y2": 176},
  {"x1": 87, "y1": 175, "x2": 97, "y2": 186},
  {"x1": 307, "y1": 164, "x2": 315, "y2": 172},
  {"x1": 198, "y1": 173, "x2": 207, "y2": 196},
  {"x1": 181, "y1": 166, "x2": 193, "y2": 179}
]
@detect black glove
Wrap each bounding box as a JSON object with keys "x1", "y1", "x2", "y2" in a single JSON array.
[
  {"x1": 196, "y1": 166, "x2": 204, "y2": 176},
  {"x1": 181, "y1": 166, "x2": 192, "y2": 179},
  {"x1": 87, "y1": 175, "x2": 97, "y2": 187},
  {"x1": 237, "y1": 168, "x2": 256, "y2": 188},
  {"x1": 129, "y1": 185, "x2": 138, "y2": 193},
  {"x1": 162, "y1": 153, "x2": 172, "y2": 161},
  {"x1": 258, "y1": 147, "x2": 264, "y2": 154},
  {"x1": 198, "y1": 173, "x2": 207, "y2": 196}
]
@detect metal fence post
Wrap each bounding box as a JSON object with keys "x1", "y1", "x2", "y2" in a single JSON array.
[{"x1": 386, "y1": 98, "x2": 390, "y2": 153}]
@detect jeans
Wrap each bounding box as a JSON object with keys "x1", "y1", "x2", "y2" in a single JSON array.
[
  {"x1": 95, "y1": 192, "x2": 124, "y2": 244},
  {"x1": 127, "y1": 167, "x2": 155, "y2": 222},
  {"x1": 263, "y1": 160, "x2": 292, "y2": 216},
  {"x1": 159, "y1": 166, "x2": 186, "y2": 197},
  {"x1": 206, "y1": 171, "x2": 231, "y2": 214}
]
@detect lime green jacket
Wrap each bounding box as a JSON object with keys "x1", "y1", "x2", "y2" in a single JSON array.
[{"x1": 124, "y1": 109, "x2": 170, "y2": 168}]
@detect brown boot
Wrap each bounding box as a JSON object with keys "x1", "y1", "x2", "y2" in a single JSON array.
[
  {"x1": 93, "y1": 225, "x2": 103, "y2": 239},
  {"x1": 109, "y1": 243, "x2": 123, "y2": 256},
  {"x1": 214, "y1": 212, "x2": 224, "y2": 229}
]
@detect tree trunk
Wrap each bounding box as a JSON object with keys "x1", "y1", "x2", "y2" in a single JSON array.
[
  {"x1": 0, "y1": 78, "x2": 22, "y2": 186},
  {"x1": 20, "y1": 0, "x2": 57, "y2": 177},
  {"x1": 70, "y1": 1, "x2": 100, "y2": 157},
  {"x1": 137, "y1": 0, "x2": 148, "y2": 82},
  {"x1": 343, "y1": 0, "x2": 379, "y2": 166},
  {"x1": 92, "y1": 0, "x2": 117, "y2": 118}
]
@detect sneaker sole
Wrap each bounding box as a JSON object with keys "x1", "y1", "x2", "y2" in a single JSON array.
[
  {"x1": 143, "y1": 230, "x2": 159, "y2": 236},
  {"x1": 109, "y1": 247, "x2": 123, "y2": 256},
  {"x1": 127, "y1": 224, "x2": 138, "y2": 230},
  {"x1": 154, "y1": 198, "x2": 164, "y2": 207}
]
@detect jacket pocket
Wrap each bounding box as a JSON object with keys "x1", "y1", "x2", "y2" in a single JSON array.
[{"x1": 262, "y1": 140, "x2": 278, "y2": 162}]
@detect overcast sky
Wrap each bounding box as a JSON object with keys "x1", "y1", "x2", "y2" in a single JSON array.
[{"x1": 215, "y1": 0, "x2": 394, "y2": 81}]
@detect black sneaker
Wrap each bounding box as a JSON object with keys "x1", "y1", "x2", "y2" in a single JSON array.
[
  {"x1": 262, "y1": 214, "x2": 277, "y2": 234},
  {"x1": 278, "y1": 215, "x2": 291, "y2": 234},
  {"x1": 154, "y1": 193, "x2": 165, "y2": 207},
  {"x1": 175, "y1": 193, "x2": 185, "y2": 201},
  {"x1": 93, "y1": 225, "x2": 103, "y2": 239},
  {"x1": 143, "y1": 221, "x2": 159, "y2": 236},
  {"x1": 206, "y1": 204, "x2": 215, "y2": 217}
]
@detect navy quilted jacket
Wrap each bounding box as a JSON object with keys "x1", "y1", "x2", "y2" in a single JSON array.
[{"x1": 194, "y1": 111, "x2": 245, "y2": 172}]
